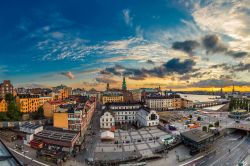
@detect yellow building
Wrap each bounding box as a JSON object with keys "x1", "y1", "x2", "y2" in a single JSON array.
[
  {"x1": 43, "y1": 101, "x2": 66, "y2": 118},
  {"x1": 53, "y1": 112, "x2": 68, "y2": 129},
  {"x1": 102, "y1": 95, "x2": 124, "y2": 104},
  {"x1": 173, "y1": 97, "x2": 182, "y2": 110},
  {"x1": 39, "y1": 96, "x2": 52, "y2": 106},
  {"x1": 16, "y1": 94, "x2": 40, "y2": 113},
  {"x1": 0, "y1": 98, "x2": 7, "y2": 112}
]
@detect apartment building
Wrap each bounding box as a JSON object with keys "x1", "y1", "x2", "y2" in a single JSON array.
[
  {"x1": 102, "y1": 94, "x2": 124, "y2": 104},
  {"x1": 16, "y1": 94, "x2": 40, "y2": 113},
  {"x1": 0, "y1": 80, "x2": 14, "y2": 97},
  {"x1": 0, "y1": 98, "x2": 7, "y2": 112}
]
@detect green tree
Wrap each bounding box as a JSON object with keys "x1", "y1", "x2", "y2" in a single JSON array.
[
  {"x1": 208, "y1": 124, "x2": 214, "y2": 128},
  {"x1": 214, "y1": 121, "x2": 220, "y2": 127},
  {"x1": 202, "y1": 126, "x2": 207, "y2": 132},
  {"x1": 197, "y1": 116, "x2": 202, "y2": 121},
  {"x1": 5, "y1": 93, "x2": 15, "y2": 104},
  {"x1": 6, "y1": 101, "x2": 21, "y2": 121},
  {"x1": 0, "y1": 112, "x2": 9, "y2": 121},
  {"x1": 33, "y1": 106, "x2": 44, "y2": 120}
]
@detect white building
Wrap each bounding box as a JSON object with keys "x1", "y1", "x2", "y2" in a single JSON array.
[
  {"x1": 145, "y1": 96, "x2": 174, "y2": 111},
  {"x1": 100, "y1": 111, "x2": 115, "y2": 129},
  {"x1": 100, "y1": 102, "x2": 159, "y2": 129},
  {"x1": 136, "y1": 108, "x2": 159, "y2": 127}
]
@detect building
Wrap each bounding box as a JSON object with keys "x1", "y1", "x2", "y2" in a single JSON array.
[
  {"x1": 181, "y1": 129, "x2": 214, "y2": 155},
  {"x1": 100, "y1": 102, "x2": 159, "y2": 129},
  {"x1": 100, "y1": 111, "x2": 115, "y2": 129},
  {"x1": 136, "y1": 107, "x2": 159, "y2": 127},
  {"x1": 145, "y1": 96, "x2": 174, "y2": 111},
  {"x1": 131, "y1": 89, "x2": 142, "y2": 101},
  {"x1": 16, "y1": 94, "x2": 40, "y2": 113},
  {"x1": 19, "y1": 123, "x2": 43, "y2": 144},
  {"x1": 181, "y1": 99, "x2": 194, "y2": 109},
  {"x1": 122, "y1": 77, "x2": 127, "y2": 91},
  {"x1": 0, "y1": 98, "x2": 7, "y2": 112},
  {"x1": 39, "y1": 96, "x2": 52, "y2": 106},
  {"x1": 0, "y1": 80, "x2": 14, "y2": 97},
  {"x1": 53, "y1": 98, "x2": 96, "y2": 135},
  {"x1": 43, "y1": 100, "x2": 66, "y2": 118},
  {"x1": 102, "y1": 94, "x2": 124, "y2": 104},
  {"x1": 35, "y1": 128, "x2": 80, "y2": 151}
]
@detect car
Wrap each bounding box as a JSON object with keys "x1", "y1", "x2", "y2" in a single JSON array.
[{"x1": 235, "y1": 120, "x2": 240, "y2": 123}]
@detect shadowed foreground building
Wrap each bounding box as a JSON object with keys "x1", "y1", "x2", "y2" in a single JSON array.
[{"x1": 181, "y1": 129, "x2": 214, "y2": 155}]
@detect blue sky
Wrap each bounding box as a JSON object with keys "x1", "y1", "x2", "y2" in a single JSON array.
[{"x1": 0, "y1": 0, "x2": 249, "y2": 90}]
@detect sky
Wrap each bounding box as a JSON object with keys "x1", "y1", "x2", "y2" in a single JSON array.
[{"x1": 0, "y1": 0, "x2": 249, "y2": 91}]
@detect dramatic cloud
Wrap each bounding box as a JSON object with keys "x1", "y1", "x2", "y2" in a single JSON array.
[
  {"x1": 173, "y1": 34, "x2": 249, "y2": 59},
  {"x1": 60, "y1": 71, "x2": 75, "y2": 79},
  {"x1": 172, "y1": 40, "x2": 199, "y2": 55},
  {"x1": 95, "y1": 76, "x2": 118, "y2": 84},
  {"x1": 100, "y1": 58, "x2": 197, "y2": 80},
  {"x1": 233, "y1": 63, "x2": 250, "y2": 72},
  {"x1": 191, "y1": 79, "x2": 250, "y2": 87},
  {"x1": 202, "y1": 35, "x2": 228, "y2": 53}
]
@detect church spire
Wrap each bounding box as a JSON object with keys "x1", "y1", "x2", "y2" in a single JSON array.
[{"x1": 122, "y1": 77, "x2": 127, "y2": 91}]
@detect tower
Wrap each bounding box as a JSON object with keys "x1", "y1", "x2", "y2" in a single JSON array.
[
  {"x1": 122, "y1": 77, "x2": 127, "y2": 91},
  {"x1": 106, "y1": 83, "x2": 110, "y2": 91}
]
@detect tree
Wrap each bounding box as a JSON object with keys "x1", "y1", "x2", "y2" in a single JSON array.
[
  {"x1": 4, "y1": 94, "x2": 21, "y2": 121},
  {"x1": 208, "y1": 124, "x2": 214, "y2": 128},
  {"x1": 197, "y1": 116, "x2": 202, "y2": 121},
  {"x1": 202, "y1": 126, "x2": 207, "y2": 132},
  {"x1": 5, "y1": 93, "x2": 15, "y2": 104},
  {"x1": 33, "y1": 106, "x2": 44, "y2": 120},
  {"x1": 189, "y1": 114, "x2": 192, "y2": 119},
  {"x1": 6, "y1": 100, "x2": 21, "y2": 121},
  {"x1": 214, "y1": 121, "x2": 220, "y2": 127},
  {"x1": 0, "y1": 112, "x2": 9, "y2": 121}
]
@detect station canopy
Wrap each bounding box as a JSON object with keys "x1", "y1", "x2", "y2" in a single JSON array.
[{"x1": 101, "y1": 131, "x2": 114, "y2": 140}]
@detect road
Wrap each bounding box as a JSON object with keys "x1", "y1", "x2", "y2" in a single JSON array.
[
  {"x1": 195, "y1": 131, "x2": 250, "y2": 166},
  {"x1": 9, "y1": 147, "x2": 50, "y2": 166}
]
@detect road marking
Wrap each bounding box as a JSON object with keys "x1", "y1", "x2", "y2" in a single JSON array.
[
  {"x1": 210, "y1": 136, "x2": 247, "y2": 166},
  {"x1": 9, "y1": 147, "x2": 49, "y2": 166},
  {"x1": 179, "y1": 155, "x2": 204, "y2": 166}
]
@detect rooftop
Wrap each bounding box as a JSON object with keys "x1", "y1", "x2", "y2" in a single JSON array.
[
  {"x1": 20, "y1": 123, "x2": 42, "y2": 130},
  {"x1": 181, "y1": 129, "x2": 214, "y2": 143},
  {"x1": 35, "y1": 129, "x2": 79, "y2": 142}
]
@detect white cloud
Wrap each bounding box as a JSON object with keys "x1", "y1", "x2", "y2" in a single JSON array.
[
  {"x1": 122, "y1": 9, "x2": 132, "y2": 26},
  {"x1": 192, "y1": 0, "x2": 250, "y2": 52}
]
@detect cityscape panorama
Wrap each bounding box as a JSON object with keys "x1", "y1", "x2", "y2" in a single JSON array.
[{"x1": 0, "y1": 0, "x2": 250, "y2": 166}]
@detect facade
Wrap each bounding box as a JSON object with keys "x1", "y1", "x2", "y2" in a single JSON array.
[
  {"x1": 43, "y1": 100, "x2": 66, "y2": 118},
  {"x1": 53, "y1": 98, "x2": 96, "y2": 135},
  {"x1": 145, "y1": 94, "x2": 191, "y2": 111},
  {"x1": 39, "y1": 96, "x2": 52, "y2": 106},
  {"x1": 102, "y1": 94, "x2": 123, "y2": 105},
  {"x1": 181, "y1": 99, "x2": 194, "y2": 109},
  {"x1": 16, "y1": 94, "x2": 40, "y2": 113},
  {"x1": 136, "y1": 108, "x2": 159, "y2": 127},
  {"x1": 100, "y1": 102, "x2": 159, "y2": 129},
  {"x1": 131, "y1": 89, "x2": 142, "y2": 101},
  {"x1": 145, "y1": 96, "x2": 174, "y2": 111},
  {"x1": 0, "y1": 80, "x2": 14, "y2": 97},
  {"x1": 0, "y1": 98, "x2": 7, "y2": 112},
  {"x1": 100, "y1": 111, "x2": 115, "y2": 129}
]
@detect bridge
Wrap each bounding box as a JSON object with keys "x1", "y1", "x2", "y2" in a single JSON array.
[{"x1": 226, "y1": 123, "x2": 250, "y2": 133}]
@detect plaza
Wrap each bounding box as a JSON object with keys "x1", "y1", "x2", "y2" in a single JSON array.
[{"x1": 94, "y1": 126, "x2": 168, "y2": 162}]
